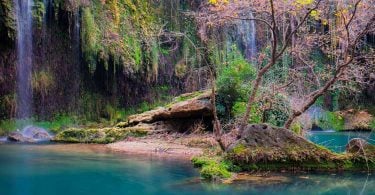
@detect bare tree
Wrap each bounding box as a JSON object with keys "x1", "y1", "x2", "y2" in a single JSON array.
[{"x1": 284, "y1": 0, "x2": 375, "y2": 128}]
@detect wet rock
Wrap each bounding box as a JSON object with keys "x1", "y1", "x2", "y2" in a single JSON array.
[
  {"x1": 346, "y1": 138, "x2": 369, "y2": 154},
  {"x1": 222, "y1": 173, "x2": 290, "y2": 184},
  {"x1": 7, "y1": 126, "x2": 52, "y2": 142},
  {"x1": 229, "y1": 124, "x2": 310, "y2": 148},
  {"x1": 7, "y1": 132, "x2": 34, "y2": 142},
  {"x1": 22, "y1": 126, "x2": 52, "y2": 140},
  {"x1": 225, "y1": 124, "x2": 375, "y2": 171}
]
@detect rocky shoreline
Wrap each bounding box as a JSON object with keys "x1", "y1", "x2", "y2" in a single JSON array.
[{"x1": 2, "y1": 91, "x2": 374, "y2": 181}]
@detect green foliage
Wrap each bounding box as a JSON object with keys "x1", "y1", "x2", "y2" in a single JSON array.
[
  {"x1": 0, "y1": 0, "x2": 16, "y2": 40},
  {"x1": 0, "y1": 93, "x2": 15, "y2": 119},
  {"x1": 216, "y1": 46, "x2": 256, "y2": 118},
  {"x1": 317, "y1": 111, "x2": 345, "y2": 131},
  {"x1": 32, "y1": 0, "x2": 45, "y2": 27},
  {"x1": 262, "y1": 93, "x2": 290, "y2": 126},
  {"x1": 0, "y1": 115, "x2": 79, "y2": 135},
  {"x1": 200, "y1": 162, "x2": 231, "y2": 180},
  {"x1": 34, "y1": 115, "x2": 77, "y2": 133},
  {"x1": 220, "y1": 159, "x2": 242, "y2": 172},
  {"x1": 171, "y1": 91, "x2": 205, "y2": 104},
  {"x1": 32, "y1": 70, "x2": 55, "y2": 96},
  {"x1": 232, "y1": 144, "x2": 247, "y2": 155},
  {"x1": 0, "y1": 119, "x2": 16, "y2": 136},
  {"x1": 192, "y1": 156, "x2": 216, "y2": 168},
  {"x1": 79, "y1": 0, "x2": 162, "y2": 75},
  {"x1": 370, "y1": 119, "x2": 375, "y2": 130},
  {"x1": 232, "y1": 101, "x2": 262, "y2": 124},
  {"x1": 262, "y1": 46, "x2": 291, "y2": 84},
  {"x1": 81, "y1": 7, "x2": 100, "y2": 73},
  {"x1": 290, "y1": 122, "x2": 302, "y2": 135},
  {"x1": 191, "y1": 156, "x2": 232, "y2": 180}
]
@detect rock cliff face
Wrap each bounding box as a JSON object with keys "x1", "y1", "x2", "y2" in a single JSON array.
[
  {"x1": 339, "y1": 110, "x2": 374, "y2": 130},
  {"x1": 0, "y1": 0, "x2": 208, "y2": 120}
]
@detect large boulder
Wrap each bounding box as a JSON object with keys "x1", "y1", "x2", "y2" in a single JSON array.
[
  {"x1": 226, "y1": 124, "x2": 375, "y2": 171},
  {"x1": 22, "y1": 126, "x2": 52, "y2": 140},
  {"x1": 226, "y1": 124, "x2": 340, "y2": 170},
  {"x1": 125, "y1": 90, "x2": 213, "y2": 126},
  {"x1": 8, "y1": 132, "x2": 34, "y2": 142},
  {"x1": 7, "y1": 126, "x2": 52, "y2": 142}
]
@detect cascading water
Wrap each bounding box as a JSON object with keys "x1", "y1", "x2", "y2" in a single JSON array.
[
  {"x1": 8, "y1": 0, "x2": 53, "y2": 141},
  {"x1": 226, "y1": 11, "x2": 257, "y2": 61},
  {"x1": 14, "y1": 0, "x2": 34, "y2": 119}
]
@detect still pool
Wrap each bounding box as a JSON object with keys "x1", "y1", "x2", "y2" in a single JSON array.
[
  {"x1": 0, "y1": 144, "x2": 374, "y2": 195},
  {"x1": 306, "y1": 131, "x2": 375, "y2": 153}
]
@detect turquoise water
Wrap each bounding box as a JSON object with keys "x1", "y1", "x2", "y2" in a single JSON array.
[
  {"x1": 306, "y1": 131, "x2": 375, "y2": 153},
  {"x1": 0, "y1": 144, "x2": 374, "y2": 195}
]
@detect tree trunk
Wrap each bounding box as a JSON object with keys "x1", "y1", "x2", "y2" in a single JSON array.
[
  {"x1": 209, "y1": 69, "x2": 225, "y2": 151},
  {"x1": 239, "y1": 74, "x2": 263, "y2": 132}
]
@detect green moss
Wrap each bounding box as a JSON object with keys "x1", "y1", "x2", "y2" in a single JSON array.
[
  {"x1": 317, "y1": 111, "x2": 345, "y2": 131},
  {"x1": 32, "y1": 0, "x2": 45, "y2": 27},
  {"x1": 232, "y1": 144, "x2": 247, "y2": 155},
  {"x1": 32, "y1": 70, "x2": 55, "y2": 96},
  {"x1": 370, "y1": 119, "x2": 375, "y2": 130},
  {"x1": 225, "y1": 141, "x2": 375, "y2": 171},
  {"x1": 216, "y1": 46, "x2": 257, "y2": 118},
  {"x1": 192, "y1": 156, "x2": 217, "y2": 168},
  {"x1": 53, "y1": 125, "x2": 148, "y2": 144},
  {"x1": 0, "y1": 0, "x2": 16, "y2": 40},
  {"x1": 0, "y1": 119, "x2": 16, "y2": 136},
  {"x1": 172, "y1": 91, "x2": 206, "y2": 103},
  {"x1": 79, "y1": 0, "x2": 162, "y2": 75},
  {"x1": 192, "y1": 156, "x2": 232, "y2": 180},
  {"x1": 200, "y1": 163, "x2": 231, "y2": 180},
  {"x1": 81, "y1": 7, "x2": 100, "y2": 73},
  {"x1": 34, "y1": 115, "x2": 76, "y2": 133}
]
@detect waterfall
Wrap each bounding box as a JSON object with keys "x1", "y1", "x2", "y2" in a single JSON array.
[
  {"x1": 226, "y1": 11, "x2": 257, "y2": 62},
  {"x1": 244, "y1": 11, "x2": 257, "y2": 60},
  {"x1": 14, "y1": 0, "x2": 34, "y2": 119},
  {"x1": 71, "y1": 10, "x2": 81, "y2": 112}
]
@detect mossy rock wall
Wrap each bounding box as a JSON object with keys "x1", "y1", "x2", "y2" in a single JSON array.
[{"x1": 0, "y1": 0, "x2": 209, "y2": 121}]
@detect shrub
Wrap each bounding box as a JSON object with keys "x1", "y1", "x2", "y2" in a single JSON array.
[
  {"x1": 261, "y1": 93, "x2": 290, "y2": 126},
  {"x1": 370, "y1": 119, "x2": 375, "y2": 130},
  {"x1": 290, "y1": 122, "x2": 302, "y2": 135},
  {"x1": 317, "y1": 111, "x2": 345, "y2": 131},
  {"x1": 216, "y1": 46, "x2": 256, "y2": 118},
  {"x1": 200, "y1": 163, "x2": 231, "y2": 180},
  {"x1": 232, "y1": 101, "x2": 262, "y2": 124},
  {"x1": 191, "y1": 156, "x2": 232, "y2": 180}
]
